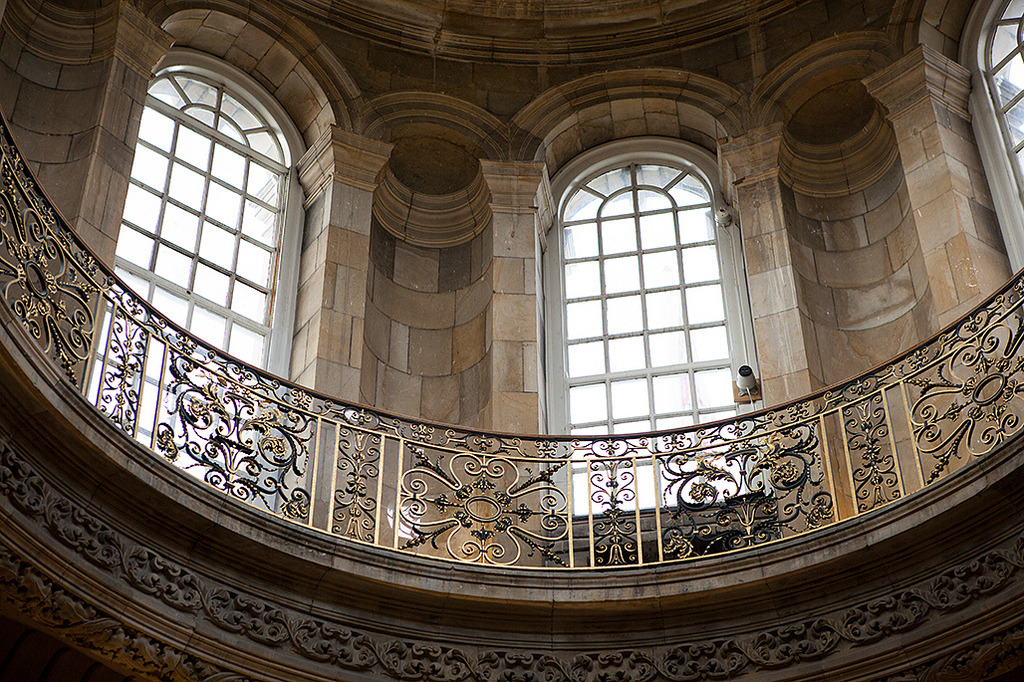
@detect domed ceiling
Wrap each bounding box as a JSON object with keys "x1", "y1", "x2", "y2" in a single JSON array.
[{"x1": 294, "y1": 0, "x2": 813, "y2": 63}]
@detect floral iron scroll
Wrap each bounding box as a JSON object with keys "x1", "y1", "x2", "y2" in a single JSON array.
[{"x1": 1, "y1": 109, "x2": 1024, "y2": 568}]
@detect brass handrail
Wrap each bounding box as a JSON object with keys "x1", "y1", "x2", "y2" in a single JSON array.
[{"x1": 1, "y1": 112, "x2": 1020, "y2": 568}]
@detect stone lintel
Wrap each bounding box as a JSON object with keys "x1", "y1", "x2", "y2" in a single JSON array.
[
  {"x1": 480, "y1": 160, "x2": 547, "y2": 215},
  {"x1": 862, "y1": 44, "x2": 971, "y2": 124},
  {"x1": 720, "y1": 123, "x2": 785, "y2": 187}
]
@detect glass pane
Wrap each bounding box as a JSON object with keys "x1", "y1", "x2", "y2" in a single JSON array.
[
  {"x1": 668, "y1": 175, "x2": 710, "y2": 206},
  {"x1": 637, "y1": 189, "x2": 671, "y2": 212},
  {"x1": 570, "y1": 384, "x2": 607, "y2": 424},
  {"x1": 608, "y1": 336, "x2": 645, "y2": 372},
  {"x1": 606, "y1": 295, "x2": 643, "y2": 334},
  {"x1": 642, "y1": 251, "x2": 680, "y2": 288},
  {"x1": 153, "y1": 246, "x2": 191, "y2": 287},
  {"x1": 564, "y1": 223, "x2": 599, "y2": 259},
  {"x1": 611, "y1": 378, "x2": 649, "y2": 419},
  {"x1": 237, "y1": 241, "x2": 273, "y2": 287},
  {"x1": 122, "y1": 184, "x2": 161, "y2": 232},
  {"x1": 242, "y1": 200, "x2": 278, "y2": 246},
  {"x1": 613, "y1": 420, "x2": 651, "y2": 435},
  {"x1": 603, "y1": 256, "x2": 640, "y2": 294},
  {"x1": 152, "y1": 287, "x2": 188, "y2": 326},
  {"x1": 138, "y1": 108, "x2": 174, "y2": 152},
  {"x1": 601, "y1": 191, "x2": 634, "y2": 218},
  {"x1": 564, "y1": 189, "x2": 601, "y2": 222},
  {"x1": 695, "y1": 368, "x2": 733, "y2": 409},
  {"x1": 656, "y1": 415, "x2": 693, "y2": 430},
  {"x1": 682, "y1": 245, "x2": 720, "y2": 283},
  {"x1": 218, "y1": 118, "x2": 245, "y2": 143},
  {"x1": 994, "y1": 53, "x2": 1024, "y2": 106},
  {"x1": 653, "y1": 374, "x2": 692, "y2": 413},
  {"x1": 635, "y1": 164, "x2": 680, "y2": 187},
  {"x1": 639, "y1": 212, "x2": 676, "y2": 249},
  {"x1": 646, "y1": 290, "x2": 684, "y2": 329},
  {"x1": 168, "y1": 163, "x2": 205, "y2": 207},
  {"x1": 246, "y1": 131, "x2": 282, "y2": 162},
  {"x1": 564, "y1": 261, "x2": 601, "y2": 299},
  {"x1": 566, "y1": 300, "x2": 603, "y2": 340},
  {"x1": 568, "y1": 341, "x2": 605, "y2": 377},
  {"x1": 178, "y1": 76, "x2": 217, "y2": 107},
  {"x1": 222, "y1": 92, "x2": 261, "y2": 131},
  {"x1": 587, "y1": 167, "x2": 631, "y2": 196},
  {"x1": 600, "y1": 217, "x2": 637, "y2": 255},
  {"x1": 690, "y1": 326, "x2": 729, "y2": 362},
  {"x1": 229, "y1": 325, "x2": 265, "y2": 365},
  {"x1": 231, "y1": 281, "x2": 267, "y2": 322},
  {"x1": 206, "y1": 183, "x2": 242, "y2": 229},
  {"x1": 130, "y1": 146, "x2": 168, "y2": 192},
  {"x1": 649, "y1": 330, "x2": 687, "y2": 366},
  {"x1": 1002, "y1": 0, "x2": 1024, "y2": 20},
  {"x1": 678, "y1": 208, "x2": 714, "y2": 244},
  {"x1": 990, "y1": 22, "x2": 1019, "y2": 67},
  {"x1": 148, "y1": 77, "x2": 185, "y2": 109},
  {"x1": 191, "y1": 306, "x2": 226, "y2": 347},
  {"x1": 685, "y1": 285, "x2": 725, "y2": 324},
  {"x1": 115, "y1": 267, "x2": 149, "y2": 297},
  {"x1": 194, "y1": 263, "x2": 229, "y2": 305},
  {"x1": 175, "y1": 125, "x2": 212, "y2": 170},
  {"x1": 161, "y1": 204, "x2": 200, "y2": 252},
  {"x1": 248, "y1": 163, "x2": 280, "y2": 205},
  {"x1": 212, "y1": 144, "x2": 245, "y2": 189},
  {"x1": 115, "y1": 227, "x2": 154, "y2": 268},
  {"x1": 1006, "y1": 95, "x2": 1024, "y2": 146},
  {"x1": 199, "y1": 222, "x2": 236, "y2": 269}
]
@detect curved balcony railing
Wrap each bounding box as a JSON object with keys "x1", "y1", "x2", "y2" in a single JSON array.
[{"x1": 1, "y1": 113, "x2": 1022, "y2": 569}]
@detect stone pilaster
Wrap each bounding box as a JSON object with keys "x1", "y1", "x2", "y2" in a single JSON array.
[
  {"x1": 293, "y1": 126, "x2": 392, "y2": 399},
  {"x1": 721, "y1": 124, "x2": 822, "y2": 404},
  {"x1": 864, "y1": 45, "x2": 1011, "y2": 326},
  {"x1": 480, "y1": 160, "x2": 547, "y2": 433}
]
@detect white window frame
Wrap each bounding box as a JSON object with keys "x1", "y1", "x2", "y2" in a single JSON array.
[
  {"x1": 118, "y1": 48, "x2": 305, "y2": 376},
  {"x1": 964, "y1": 0, "x2": 1024, "y2": 271},
  {"x1": 543, "y1": 138, "x2": 759, "y2": 435}
]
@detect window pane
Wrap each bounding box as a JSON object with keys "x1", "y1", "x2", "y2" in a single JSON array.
[
  {"x1": 123, "y1": 185, "x2": 161, "y2": 233},
  {"x1": 138, "y1": 109, "x2": 175, "y2": 152},
  {"x1": 565, "y1": 261, "x2": 601, "y2": 299},
  {"x1": 152, "y1": 287, "x2": 188, "y2": 326},
  {"x1": 601, "y1": 191, "x2": 633, "y2": 218},
  {"x1": 608, "y1": 336, "x2": 645, "y2": 372},
  {"x1": 242, "y1": 200, "x2": 278, "y2": 246},
  {"x1": 646, "y1": 290, "x2": 684, "y2": 329},
  {"x1": 194, "y1": 263, "x2": 229, "y2": 305},
  {"x1": 570, "y1": 384, "x2": 607, "y2": 423},
  {"x1": 690, "y1": 326, "x2": 729, "y2": 362},
  {"x1": 636, "y1": 165, "x2": 680, "y2": 188},
  {"x1": 587, "y1": 167, "x2": 631, "y2": 195},
  {"x1": 649, "y1": 331, "x2": 687, "y2": 366},
  {"x1": 637, "y1": 189, "x2": 671, "y2": 212},
  {"x1": 248, "y1": 163, "x2": 279, "y2": 205},
  {"x1": 685, "y1": 285, "x2": 725, "y2": 324},
  {"x1": 643, "y1": 251, "x2": 680, "y2": 288},
  {"x1": 606, "y1": 295, "x2": 643, "y2": 334},
  {"x1": 231, "y1": 281, "x2": 267, "y2": 322},
  {"x1": 565, "y1": 189, "x2": 601, "y2": 222},
  {"x1": 237, "y1": 241, "x2": 273, "y2": 287},
  {"x1": 567, "y1": 300, "x2": 603, "y2": 339},
  {"x1": 653, "y1": 374, "x2": 691, "y2": 413},
  {"x1": 668, "y1": 175, "x2": 710, "y2": 206},
  {"x1": 604, "y1": 256, "x2": 640, "y2": 293},
  {"x1": 162, "y1": 204, "x2": 200, "y2": 252},
  {"x1": 611, "y1": 378, "x2": 648, "y2": 418},
  {"x1": 638, "y1": 212, "x2": 676, "y2": 250},
  {"x1": 175, "y1": 125, "x2": 212, "y2": 169},
  {"x1": 695, "y1": 368, "x2": 733, "y2": 409},
  {"x1": 199, "y1": 222, "x2": 236, "y2": 269},
  {"x1": 153, "y1": 246, "x2": 191, "y2": 287},
  {"x1": 168, "y1": 163, "x2": 205, "y2": 206},
  {"x1": 600, "y1": 217, "x2": 636, "y2": 255},
  {"x1": 192, "y1": 306, "x2": 226, "y2": 346},
  {"x1": 564, "y1": 223, "x2": 599, "y2": 259},
  {"x1": 206, "y1": 183, "x2": 242, "y2": 229},
  {"x1": 678, "y1": 208, "x2": 714, "y2": 244},
  {"x1": 149, "y1": 77, "x2": 185, "y2": 108},
  {"x1": 115, "y1": 228, "x2": 154, "y2": 268},
  {"x1": 682, "y1": 245, "x2": 720, "y2": 283},
  {"x1": 130, "y1": 146, "x2": 168, "y2": 192},
  {"x1": 212, "y1": 144, "x2": 245, "y2": 189},
  {"x1": 229, "y1": 325, "x2": 265, "y2": 365},
  {"x1": 568, "y1": 341, "x2": 604, "y2": 377}
]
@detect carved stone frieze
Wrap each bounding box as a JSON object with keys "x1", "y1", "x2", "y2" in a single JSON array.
[{"x1": 1, "y1": 435, "x2": 1024, "y2": 680}]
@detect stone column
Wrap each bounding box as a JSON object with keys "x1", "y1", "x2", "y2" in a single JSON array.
[
  {"x1": 480, "y1": 160, "x2": 547, "y2": 432},
  {"x1": 864, "y1": 45, "x2": 1011, "y2": 326},
  {"x1": 721, "y1": 124, "x2": 823, "y2": 404},
  {"x1": 294, "y1": 126, "x2": 391, "y2": 400}
]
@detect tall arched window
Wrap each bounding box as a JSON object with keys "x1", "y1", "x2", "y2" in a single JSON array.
[
  {"x1": 966, "y1": 0, "x2": 1024, "y2": 269},
  {"x1": 114, "y1": 56, "x2": 302, "y2": 371},
  {"x1": 545, "y1": 140, "x2": 756, "y2": 436}
]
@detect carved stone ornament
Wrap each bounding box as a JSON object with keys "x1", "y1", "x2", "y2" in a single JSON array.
[{"x1": 1, "y1": 436, "x2": 1024, "y2": 681}]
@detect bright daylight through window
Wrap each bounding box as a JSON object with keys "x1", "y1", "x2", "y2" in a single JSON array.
[
  {"x1": 558, "y1": 162, "x2": 736, "y2": 436},
  {"x1": 114, "y1": 70, "x2": 287, "y2": 368}
]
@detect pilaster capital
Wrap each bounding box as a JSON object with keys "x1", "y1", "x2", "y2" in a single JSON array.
[
  {"x1": 113, "y1": 2, "x2": 173, "y2": 77},
  {"x1": 862, "y1": 44, "x2": 972, "y2": 123},
  {"x1": 297, "y1": 126, "x2": 393, "y2": 203},
  {"x1": 719, "y1": 123, "x2": 785, "y2": 187},
  {"x1": 479, "y1": 160, "x2": 548, "y2": 215}
]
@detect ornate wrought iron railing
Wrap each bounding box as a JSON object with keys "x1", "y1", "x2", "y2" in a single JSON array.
[{"x1": 1, "y1": 113, "x2": 1022, "y2": 569}]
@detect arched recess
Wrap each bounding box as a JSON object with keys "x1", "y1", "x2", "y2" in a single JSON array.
[
  {"x1": 889, "y1": 0, "x2": 975, "y2": 58},
  {"x1": 512, "y1": 69, "x2": 746, "y2": 176},
  {"x1": 142, "y1": 1, "x2": 360, "y2": 140}
]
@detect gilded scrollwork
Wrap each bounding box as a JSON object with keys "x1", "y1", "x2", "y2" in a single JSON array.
[
  {"x1": 843, "y1": 391, "x2": 902, "y2": 512},
  {"x1": 333, "y1": 428, "x2": 382, "y2": 541}
]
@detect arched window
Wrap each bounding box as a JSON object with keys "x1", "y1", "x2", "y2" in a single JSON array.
[
  {"x1": 545, "y1": 140, "x2": 756, "y2": 436},
  {"x1": 966, "y1": 0, "x2": 1024, "y2": 269},
  {"x1": 114, "y1": 55, "x2": 303, "y2": 372}
]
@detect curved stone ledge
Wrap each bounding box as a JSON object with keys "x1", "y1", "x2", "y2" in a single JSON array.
[{"x1": 1, "y1": 271, "x2": 1024, "y2": 680}]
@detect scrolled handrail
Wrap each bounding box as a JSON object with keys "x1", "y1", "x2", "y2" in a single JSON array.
[{"x1": 0, "y1": 110, "x2": 1022, "y2": 569}]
